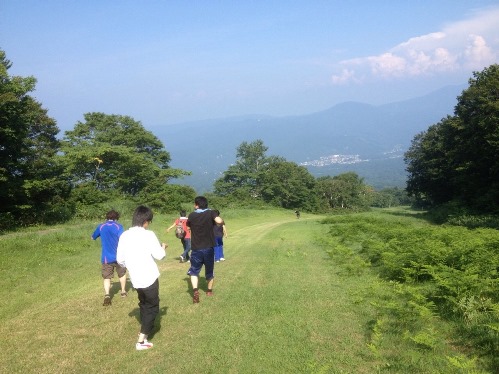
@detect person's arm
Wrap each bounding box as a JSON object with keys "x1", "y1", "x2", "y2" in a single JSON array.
[
  {"x1": 150, "y1": 233, "x2": 167, "y2": 260},
  {"x1": 166, "y1": 220, "x2": 176, "y2": 232},
  {"x1": 214, "y1": 216, "x2": 223, "y2": 225},
  {"x1": 91, "y1": 226, "x2": 100, "y2": 240},
  {"x1": 222, "y1": 224, "x2": 228, "y2": 237}
]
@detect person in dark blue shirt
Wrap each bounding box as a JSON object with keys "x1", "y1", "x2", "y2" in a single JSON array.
[{"x1": 92, "y1": 210, "x2": 127, "y2": 306}]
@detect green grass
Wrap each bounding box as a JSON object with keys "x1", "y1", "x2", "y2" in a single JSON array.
[{"x1": 0, "y1": 208, "x2": 494, "y2": 373}]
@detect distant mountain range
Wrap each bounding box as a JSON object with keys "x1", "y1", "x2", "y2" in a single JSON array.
[{"x1": 151, "y1": 84, "x2": 466, "y2": 192}]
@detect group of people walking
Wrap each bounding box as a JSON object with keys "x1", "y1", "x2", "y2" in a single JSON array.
[
  {"x1": 166, "y1": 209, "x2": 227, "y2": 263},
  {"x1": 91, "y1": 196, "x2": 225, "y2": 350}
]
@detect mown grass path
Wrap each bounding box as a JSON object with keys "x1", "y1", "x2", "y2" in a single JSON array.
[{"x1": 0, "y1": 210, "x2": 379, "y2": 373}]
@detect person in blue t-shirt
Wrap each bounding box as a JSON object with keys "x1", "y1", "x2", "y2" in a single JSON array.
[{"x1": 91, "y1": 210, "x2": 127, "y2": 306}]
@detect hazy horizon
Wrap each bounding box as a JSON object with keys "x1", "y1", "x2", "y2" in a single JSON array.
[{"x1": 2, "y1": 1, "x2": 498, "y2": 131}]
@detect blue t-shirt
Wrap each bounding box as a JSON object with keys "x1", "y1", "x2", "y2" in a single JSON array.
[{"x1": 92, "y1": 220, "x2": 124, "y2": 263}]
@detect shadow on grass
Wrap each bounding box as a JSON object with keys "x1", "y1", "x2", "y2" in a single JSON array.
[
  {"x1": 385, "y1": 208, "x2": 499, "y2": 229},
  {"x1": 109, "y1": 279, "x2": 134, "y2": 300},
  {"x1": 128, "y1": 306, "x2": 169, "y2": 339},
  {"x1": 384, "y1": 209, "x2": 433, "y2": 222}
]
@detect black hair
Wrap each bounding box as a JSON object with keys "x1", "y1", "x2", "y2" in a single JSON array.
[
  {"x1": 194, "y1": 196, "x2": 208, "y2": 209},
  {"x1": 106, "y1": 209, "x2": 120, "y2": 220},
  {"x1": 132, "y1": 205, "x2": 153, "y2": 227},
  {"x1": 180, "y1": 210, "x2": 186, "y2": 216}
]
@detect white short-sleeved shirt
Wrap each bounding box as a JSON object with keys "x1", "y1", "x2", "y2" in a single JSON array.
[{"x1": 117, "y1": 227, "x2": 165, "y2": 289}]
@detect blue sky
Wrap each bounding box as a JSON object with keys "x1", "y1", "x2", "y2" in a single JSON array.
[{"x1": 2, "y1": 1, "x2": 499, "y2": 131}]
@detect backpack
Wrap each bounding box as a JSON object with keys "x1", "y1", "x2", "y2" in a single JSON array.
[{"x1": 175, "y1": 220, "x2": 186, "y2": 239}]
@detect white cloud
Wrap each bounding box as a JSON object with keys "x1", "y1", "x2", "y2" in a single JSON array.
[
  {"x1": 331, "y1": 7, "x2": 499, "y2": 84},
  {"x1": 464, "y1": 34, "x2": 495, "y2": 69},
  {"x1": 367, "y1": 53, "x2": 407, "y2": 77},
  {"x1": 331, "y1": 68, "x2": 357, "y2": 84}
]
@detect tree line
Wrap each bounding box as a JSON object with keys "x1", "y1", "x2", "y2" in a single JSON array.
[
  {"x1": 4, "y1": 48, "x2": 496, "y2": 230},
  {"x1": 2, "y1": 48, "x2": 409, "y2": 231},
  {"x1": 0, "y1": 50, "x2": 196, "y2": 230},
  {"x1": 404, "y1": 64, "x2": 499, "y2": 215},
  {"x1": 210, "y1": 139, "x2": 410, "y2": 212}
]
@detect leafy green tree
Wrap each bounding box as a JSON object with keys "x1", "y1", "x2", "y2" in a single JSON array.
[
  {"x1": 316, "y1": 172, "x2": 372, "y2": 210},
  {"x1": 258, "y1": 156, "x2": 317, "y2": 210},
  {"x1": 214, "y1": 139, "x2": 268, "y2": 198},
  {"x1": 61, "y1": 112, "x2": 189, "y2": 198},
  {"x1": 371, "y1": 187, "x2": 413, "y2": 208},
  {"x1": 236, "y1": 139, "x2": 268, "y2": 174},
  {"x1": 405, "y1": 117, "x2": 458, "y2": 206},
  {"x1": 405, "y1": 64, "x2": 499, "y2": 211},
  {"x1": 0, "y1": 50, "x2": 69, "y2": 228},
  {"x1": 137, "y1": 183, "x2": 196, "y2": 213},
  {"x1": 453, "y1": 64, "x2": 499, "y2": 208}
]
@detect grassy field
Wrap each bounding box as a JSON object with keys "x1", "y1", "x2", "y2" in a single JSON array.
[{"x1": 0, "y1": 208, "x2": 494, "y2": 373}]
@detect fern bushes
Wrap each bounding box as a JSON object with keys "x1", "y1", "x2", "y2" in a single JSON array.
[{"x1": 322, "y1": 211, "x2": 499, "y2": 372}]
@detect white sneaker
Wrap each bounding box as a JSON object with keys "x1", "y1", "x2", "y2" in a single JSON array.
[
  {"x1": 136, "y1": 340, "x2": 153, "y2": 350},
  {"x1": 220, "y1": 258, "x2": 225, "y2": 261}
]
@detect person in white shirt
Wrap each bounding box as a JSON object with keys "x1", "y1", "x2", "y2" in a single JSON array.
[{"x1": 117, "y1": 205, "x2": 167, "y2": 351}]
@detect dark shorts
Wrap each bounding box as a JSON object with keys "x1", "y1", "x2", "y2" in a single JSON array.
[
  {"x1": 187, "y1": 247, "x2": 215, "y2": 280},
  {"x1": 102, "y1": 262, "x2": 126, "y2": 279}
]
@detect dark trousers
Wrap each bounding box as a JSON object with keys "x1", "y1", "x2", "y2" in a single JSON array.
[{"x1": 137, "y1": 278, "x2": 159, "y2": 336}]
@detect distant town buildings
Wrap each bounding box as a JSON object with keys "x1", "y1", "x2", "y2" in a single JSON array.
[{"x1": 299, "y1": 154, "x2": 368, "y2": 167}]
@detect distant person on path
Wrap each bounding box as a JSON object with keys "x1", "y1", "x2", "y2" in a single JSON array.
[
  {"x1": 186, "y1": 196, "x2": 223, "y2": 303},
  {"x1": 295, "y1": 210, "x2": 301, "y2": 219},
  {"x1": 166, "y1": 210, "x2": 191, "y2": 263},
  {"x1": 91, "y1": 209, "x2": 126, "y2": 306},
  {"x1": 213, "y1": 209, "x2": 228, "y2": 262},
  {"x1": 117, "y1": 205, "x2": 167, "y2": 351}
]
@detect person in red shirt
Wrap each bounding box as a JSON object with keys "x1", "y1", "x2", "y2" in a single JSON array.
[{"x1": 166, "y1": 210, "x2": 191, "y2": 263}]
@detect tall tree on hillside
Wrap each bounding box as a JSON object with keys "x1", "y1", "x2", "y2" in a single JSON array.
[
  {"x1": 214, "y1": 139, "x2": 268, "y2": 198},
  {"x1": 0, "y1": 49, "x2": 69, "y2": 227},
  {"x1": 61, "y1": 112, "x2": 188, "y2": 197},
  {"x1": 236, "y1": 139, "x2": 268, "y2": 174},
  {"x1": 405, "y1": 64, "x2": 499, "y2": 211},
  {"x1": 258, "y1": 156, "x2": 317, "y2": 210},
  {"x1": 453, "y1": 64, "x2": 499, "y2": 207},
  {"x1": 316, "y1": 172, "x2": 372, "y2": 210},
  {"x1": 404, "y1": 117, "x2": 459, "y2": 205}
]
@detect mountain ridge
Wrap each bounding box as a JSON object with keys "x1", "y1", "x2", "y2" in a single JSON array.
[{"x1": 152, "y1": 84, "x2": 466, "y2": 192}]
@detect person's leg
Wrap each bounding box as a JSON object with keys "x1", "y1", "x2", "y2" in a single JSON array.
[
  {"x1": 187, "y1": 250, "x2": 202, "y2": 303},
  {"x1": 190, "y1": 275, "x2": 199, "y2": 289},
  {"x1": 119, "y1": 275, "x2": 126, "y2": 294},
  {"x1": 137, "y1": 280, "x2": 159, "y2": 338},
  {"x1": 101, "y1": 264, "x2": 113, "y2": 306},
  {"x1": 103, "y1": 278, "x2": 111, "y2": 295},
  {"x1": 214, "y1": 237, "x2": 223, "y2": 261},
  {"x1": 181, "y1": 238, "x2": 190, "y2": 260},
  {"x1": 219, "y1": 237, "x2": 225, "y2": 260},
  {"x1": 116, "y1": 264, "x2": 127, "y2": 296},
  {"x1": 135, "y1": 285, "x2": 156, "y2": 350},
  {"x1": 214, "y1": 244, "x2": 221, "y2": 262},
  {"x1": 206, "y1": 278, "x2": 214, "y2": 295},
  {"x1": 205, "y1": 247, "x2": 215, "y2": 295},
  {"x1": 185, "y1": 238, "x2": 191, "y2": 260},
  {"x1": 179, "y1": 238, "x2": 186, "y2": 262}
]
